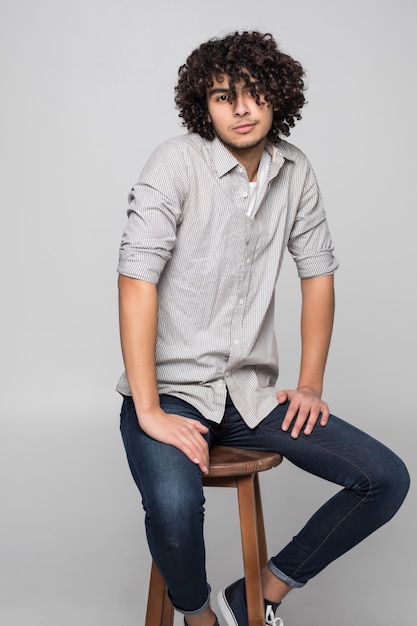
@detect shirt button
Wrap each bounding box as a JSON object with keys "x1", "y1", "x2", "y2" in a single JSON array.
[
  {"x1": 233, "y1": 338, "x2": 239, "y2": 345},
  {"x1": 225, "y1": 371, "x2": 230, "y2": 377},
  {"x1": 246, "y1": 257, "x2": 251, "y2": 264},
  {"x1": 238, "y1": 298, "x2": 244, "y2": 305},
  {"x1": 242, "y1": 191, "x2": 248, "y2": 199}
]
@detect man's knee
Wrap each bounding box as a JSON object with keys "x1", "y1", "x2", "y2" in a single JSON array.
[{"x1": 372, "y1": 449, "x2": 410, "y2": 519}]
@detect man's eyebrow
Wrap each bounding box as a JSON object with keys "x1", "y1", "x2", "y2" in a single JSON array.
[
  {"x1": 207, "y1": 81, "x2": 261, "y2": 98},
  {"x1": 207, "y1": 87, "x2": 231, "y2": 97}
]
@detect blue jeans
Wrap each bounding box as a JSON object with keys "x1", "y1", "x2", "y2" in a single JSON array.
[{"x1": 120, "y1": 393, "x2": 409, "y2": 615}]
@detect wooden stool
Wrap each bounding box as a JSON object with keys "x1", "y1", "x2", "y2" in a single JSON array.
[{"x1": 145, "y1": 446, "x2": 282, "y2": 626}]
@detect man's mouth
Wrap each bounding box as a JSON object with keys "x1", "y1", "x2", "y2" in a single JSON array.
[{"x1": 232, "y1": 122, "x2": 257, "y2": 133}]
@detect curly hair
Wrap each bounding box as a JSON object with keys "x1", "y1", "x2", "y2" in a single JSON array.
[{"x1": 175, "y1": 31, "x2": 306, "y2": 143}]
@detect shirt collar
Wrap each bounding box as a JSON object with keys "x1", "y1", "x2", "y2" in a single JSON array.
[
  {"x1": 209, "y1": 136, "x2": 241, "y2": 177},
  {"x1": 265, "y1": 139, "x2": 296, "y2": 163},
  {"x1": 208, "y1": 135, "x2": 295, "y2": 179}
]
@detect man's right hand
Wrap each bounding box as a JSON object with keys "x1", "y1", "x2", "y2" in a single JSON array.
[{"x1": 138, "y1": 408, "x2": 210, "y2": 475}]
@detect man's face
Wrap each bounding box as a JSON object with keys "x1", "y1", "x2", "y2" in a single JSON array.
[{"x1": 206, "y1": 74, "x2": 274, "y2": 155}]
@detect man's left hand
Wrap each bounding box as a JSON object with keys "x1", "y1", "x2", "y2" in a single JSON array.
[{"x1": 276, "y1": 387, "x2": 330, "y2": 439}]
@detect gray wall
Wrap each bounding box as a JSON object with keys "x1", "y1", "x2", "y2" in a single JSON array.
[{"x1": 1, "y1": 1, "x2": 415, "y2": 624}]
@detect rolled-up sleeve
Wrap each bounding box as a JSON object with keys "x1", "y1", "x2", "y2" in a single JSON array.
[
  {"x1": 288, "y1": 164, "x2": 339, "y2": 278},
  {"x1": 118, "y1": 141, "x2": 189, "y2": 283}
]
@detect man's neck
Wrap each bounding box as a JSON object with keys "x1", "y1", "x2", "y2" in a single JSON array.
[{"x1": 225, "y1": 140, "x2": 267, "y2": 182}]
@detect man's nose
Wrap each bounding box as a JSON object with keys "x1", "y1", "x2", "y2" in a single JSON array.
[{"x1": 233, "y1": 94, "x2": 250, "y2": 116}]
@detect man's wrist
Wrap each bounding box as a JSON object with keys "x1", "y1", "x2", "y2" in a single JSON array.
[
  {"x1": 296, "y1": 384, "x2": 323, "y2": 397},
  {"x1": 131, "y1": 393, "x2": 161, "y2": 419}
]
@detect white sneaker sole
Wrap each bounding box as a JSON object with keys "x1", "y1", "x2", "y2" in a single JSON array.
[{"x1": 217, "y1": 588, "x2": 240, "y2": 626}]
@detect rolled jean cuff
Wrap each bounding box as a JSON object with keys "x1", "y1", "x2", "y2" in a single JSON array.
[
  {"x1": 268, "y1": 560, "x2": 305, "y2": 589},
  {"x1": 173, "y1": 584, "x2": 211, "y2": 616}
]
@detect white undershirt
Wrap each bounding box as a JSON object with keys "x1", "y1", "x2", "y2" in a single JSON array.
[{"x1": 246, "y1": 150, "x2": 271, "y2": 218}]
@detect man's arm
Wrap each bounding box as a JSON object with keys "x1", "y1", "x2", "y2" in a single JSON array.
[
  {"x1": 118, "y1": 274, "x2": 209, "y2": 473},
  {"x1": 277, "y1": 273, "x2": 335, "y2": 438}
]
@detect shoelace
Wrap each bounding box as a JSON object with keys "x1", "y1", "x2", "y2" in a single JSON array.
[{"x1": 265, "y1": 603, "x2": 284, "y2": 626}]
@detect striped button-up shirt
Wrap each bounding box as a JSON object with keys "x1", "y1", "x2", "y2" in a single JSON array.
[{"x1": 117, "y1": 133, "x2": 338, "y2": 427}]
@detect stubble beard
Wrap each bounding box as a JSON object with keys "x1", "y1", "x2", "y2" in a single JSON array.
[{"x1": 222, "y1": 136, "x2": 267, "y2": 152}]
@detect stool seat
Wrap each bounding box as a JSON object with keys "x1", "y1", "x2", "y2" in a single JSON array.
[
  {"x1": 145, "y1": 445, "x2": 283, "y2": 626},
  {"x1": 205, "y1": 445, "x2": 281, "y2": 477}
]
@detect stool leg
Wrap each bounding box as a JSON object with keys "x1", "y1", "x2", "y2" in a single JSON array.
[
  {"x1": 236, "y1": 474, "x2": 265, "y2": 626},
  {"x1": 254, "y1": 473, "x2": 268, "y2": 568},
  {"x1": 145, "y1": 560, "x2": 174, "y2": 626}
]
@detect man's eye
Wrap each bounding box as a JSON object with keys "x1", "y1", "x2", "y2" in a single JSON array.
[{"x1": 217, "y1": 94, "x2": 229, "y2": 102}]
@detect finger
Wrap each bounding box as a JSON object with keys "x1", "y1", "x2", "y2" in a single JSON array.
[
  {"x1": 194, "y1": 435, "x2": 210, "y2": 473},
  {"x1": 319, "y1": 405, "x2": 330, "y2": 426},
  {"x1": 281, "y1": 401, "x2": 299, "y2": 432},
  {"x1": 290, "y1": 409, "x2": 311, "y2": 438},
  {"x1": 276, "y1": 390, "x2": 289, "y2": 403},
  {"x1": 186, "y1": 429, "x2": 209, "y2": 474},
  {"x1": 303, "y1": 407, "x2": 322, "y2": 436},
  {"x1": 180, "y1": 437, "x2": 209, "y2": 475},
  {"x1": 193, "y1": 421, "x2": 209, "y2": 434},
  {"x1": 195, "y1": 446, "x2": 209, "y2": 475},
  {"x1": 281, "y1": 410, "x2": 294, "y2": 431},
  {"x1": 290, "y1": 399, "x2": 322, "y2": 438},
  {"x1": 192, "y1": 455, "x2": 209, "y2": 475}
]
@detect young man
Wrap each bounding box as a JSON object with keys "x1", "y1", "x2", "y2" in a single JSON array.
[{"x1": 117, "y1": 31, "x2": 409, "y2": 626}]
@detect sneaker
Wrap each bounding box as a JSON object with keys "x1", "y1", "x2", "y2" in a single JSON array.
[
  {"x1": 218, "y1": 578, "x2": 284, "y2": 626},
  {"x1": 265, "y1": 602, "x2": 284, "y2": 626},
  {"x1": 218, "y1": 579, "x2": 247, "y2": 626}
]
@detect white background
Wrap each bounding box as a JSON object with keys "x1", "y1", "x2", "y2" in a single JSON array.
[{"x1": 1, "y1": 1, "x2": 415, "y2": 624}]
